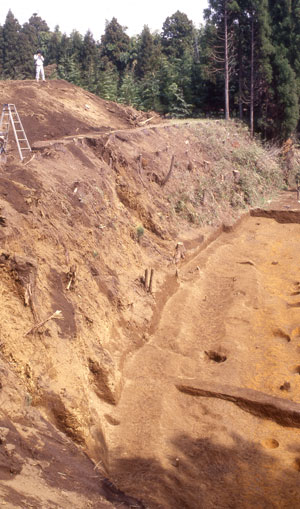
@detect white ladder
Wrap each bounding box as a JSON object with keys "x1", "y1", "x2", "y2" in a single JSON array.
[{"x1": 0, "y1": 104, "x2": 31, "y2": 161}]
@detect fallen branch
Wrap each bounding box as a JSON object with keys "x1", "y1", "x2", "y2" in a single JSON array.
[
  {"x1": 23, "y1": 154, "x2": 35, "y2": 166},
  {"x1": 104, "y1": 135, "x2": 113, "y2": 148},
  {"x1": 138, "y1": 116, "x2": 155, "y2": 126},
  {"x1": 24, "y1": 283, "x2": 39, "y2": 321},
  {"x1": 24, "y1": 310, "x2": 62, "y2": 336}
]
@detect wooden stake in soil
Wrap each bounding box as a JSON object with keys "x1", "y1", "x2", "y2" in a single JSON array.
[
  {"x1": 148, "y1": 268, "x2": 154, "y2": 293},
  {"x1": 66, "y1": 264, "x2": 77, "y2": 291},
  {"x1": 161, "y1": 155, "x2": 175, "y2": 186},
  {"x1": 144, "y1": 268, "x2": 149, "y2": 289}
]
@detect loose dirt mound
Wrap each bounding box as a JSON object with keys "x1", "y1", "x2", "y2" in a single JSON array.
[
  {"x1": 0, "y1": 80, "x2": 158, "y2": 143},
  {"x1": 0, "y1": 79, "x2": 298, "y2": 508}
]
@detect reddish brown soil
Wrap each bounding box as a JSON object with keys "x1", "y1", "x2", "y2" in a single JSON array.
[
  {"x1": 1, "y1": 80, "x2": 300, "y2": 508},
  {"x1": 0, "y1": 79, "x2": 159, "y2": 144},
  {"x1": 106, "y1": 201, "x2": 300, "y2": 508}
]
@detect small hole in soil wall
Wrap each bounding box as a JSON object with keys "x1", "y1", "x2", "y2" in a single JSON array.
[
  {"x1": 293, "y1": 458, "x2": 300, "y2": 472},
  {"x1": 294, "y1": 366, "x2": 300, "y2": 375},
  {"x1": 261, "y1": 438, "x2": 279, "y2": 449},
  {"x1": 205, "y1": 350, "x2": 227, "y2": 363},
  {"x1": 280, "y1": 381, "x2": 291, "y2": 391},
  {"x1": 272, "y1": 328, "x2": 291, "y2": 342}
]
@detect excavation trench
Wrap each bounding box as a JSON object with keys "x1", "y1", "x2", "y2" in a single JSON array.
[{"x1": 103, "y1": 208, "x2": 300, "y2": 509}]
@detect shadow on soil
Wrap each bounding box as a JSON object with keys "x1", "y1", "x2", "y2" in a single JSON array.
[{"x1": 112, "y1": 432, "x2": 300, "y2": 508}]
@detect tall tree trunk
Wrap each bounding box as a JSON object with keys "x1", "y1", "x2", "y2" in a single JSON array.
[
  {"x1": 250, "y1": 15, "x2": 254, "y2": 136},
  {"x1": 224, "y1": 1, "x2": 230, "y2": 120},
  {"x1": 238, "y1": 31, "x2": 243, "y2": 120}
]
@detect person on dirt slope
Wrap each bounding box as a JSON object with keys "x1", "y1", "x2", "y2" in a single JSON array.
[{"x1": 34, "y1": 51, "x2": 45, "y2": 82}]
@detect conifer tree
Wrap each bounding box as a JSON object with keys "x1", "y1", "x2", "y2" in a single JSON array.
[
  {"x1": 268, "y1": 0, "x2": 299, "y2": 138},
  {"x1": 204, "y1": 0, "x2": 239, "y2": 120},
  {"x1": 135, "y1": 26, "x2": 159, "y2": 79},
  {"x1": 100, "y1": 18, "x2": 130, "y2": 73},
  {"x1": 22, "y1": 13, "x2": 49, "y2": 50},
  {"x1": 173, "y1": 49, "x2": 193, "y2": 106},
  {"x1": 57, "y1": 33, "x2": 70, "y2": 68},
  {"x1": 156, "y1": 56, "x2": 176, "y2": 112},
  {"x1": 290, "y1": 0, "x2": 300, "y2": 93},
  {"x1": 268, "y1": 0, "x2": 292, "y2": 51},
  {"x1": 191, "y1": 25, "x2": 224, "y2": 116},
  {"x1": 2, "y1": 10, "x2": 22, "y2": 78},
  {"x1": 69, "y1": 30, "x2": 83, "y2": 63},
  {"x1": 270, "y1": 54, "x2": 299, "y2": 139},
  {"x1": 161, "y1": 11, "x2": 194, "y2": 59},
  {"x1": 80, "y1": 30, "x2": 97, "y2": 87},
  {"x1": 57, "y1": 49, "x2": 82, "y2": 85},
  {"x1": 167, "y1": 82, "x2": 192, "y2": 117},
  {"x1": 96, "y1": 66, "x2": 119, "y2": 101},
  {"x1": 119, "y1": 71, "x2": 141, "y2": 107},
  {"x1": 139, "y1": 73, "x2": 162, "y2": 111},
  {"x1": 233, "y1": 0, "x2": 273, "y2": 135},
  {"x1": 17, "y1": 30, "x2": 34, "y2": 78},
  {"x1": 47, "y1": 26, "x2": 63, "y2": 65},
  {"x1": 160, "y1": 11, "x2": 195, "y2": 114}
]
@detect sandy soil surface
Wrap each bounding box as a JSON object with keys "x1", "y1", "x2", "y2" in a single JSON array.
[
  {"x1": 102, "y1": 198, "x2": 300, "y2": 508},
  {"x1": 1, "y1": 80, "x2": 300, "y2": 508}
]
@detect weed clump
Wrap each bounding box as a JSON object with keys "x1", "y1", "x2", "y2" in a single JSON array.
[
  {"x1": 136, "y1": 225, "x2": 145, "y2": 243},
  {"x1": 171, "y1": 120, "x2": 286, "y2": 226}
]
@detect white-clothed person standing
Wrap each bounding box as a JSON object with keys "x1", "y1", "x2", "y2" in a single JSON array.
[{"x1": 34, "y1": 51, "x2": 45, "y2": 81}]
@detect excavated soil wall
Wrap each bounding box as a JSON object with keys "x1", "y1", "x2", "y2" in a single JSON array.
[
  {"x1": 1, "y1": 80, "x2": 299, "y2": 508},
  {"x1": 103, "y1": 208, "x2": 300, "y2": 508}
]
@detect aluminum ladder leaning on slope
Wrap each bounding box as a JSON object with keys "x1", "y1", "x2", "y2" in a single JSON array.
[{"x1": 0, "y1": 104, "x2": 31, "y2": 161}]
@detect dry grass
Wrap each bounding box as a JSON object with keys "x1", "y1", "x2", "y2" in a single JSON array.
[{"x1": 171, "y1": 120, "x2": 291, "y2": 226}]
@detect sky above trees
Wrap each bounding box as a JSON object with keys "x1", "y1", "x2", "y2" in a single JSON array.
[{"x1": 0, "y1": 0, "x2": 208, "y2": 37}]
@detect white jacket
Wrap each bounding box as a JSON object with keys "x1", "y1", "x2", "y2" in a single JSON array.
[{"x1": 34, "y1": 54, "x2": 44, "y2": 66}]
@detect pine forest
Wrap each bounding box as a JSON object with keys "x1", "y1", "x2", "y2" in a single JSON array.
[{"x1": 1, "y1": 2, "x2": 300, "y2": 140}]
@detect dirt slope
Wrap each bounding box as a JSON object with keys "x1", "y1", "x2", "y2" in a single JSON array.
[
  {"x1": 1, "y1": 79, "x2": 300, "y2": 508},
  {"x1": 0, "y1": 79, "x2": 158, "y2": 144}
]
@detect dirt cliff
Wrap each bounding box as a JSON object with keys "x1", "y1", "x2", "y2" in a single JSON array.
[{"x1": 1, "y1": 80, "x2": 300, "y2": 508}]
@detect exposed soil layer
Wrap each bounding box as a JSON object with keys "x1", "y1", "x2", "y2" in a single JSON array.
[
  {"x1": 106, "y1": 209, "x2": 300, "y2": 508},
  {"x1": 0, "y1": 79, "x2": 159, "y2": 144},
  {"x1": 1, "y1": 80, "x2": 300, "y2": 508}
]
